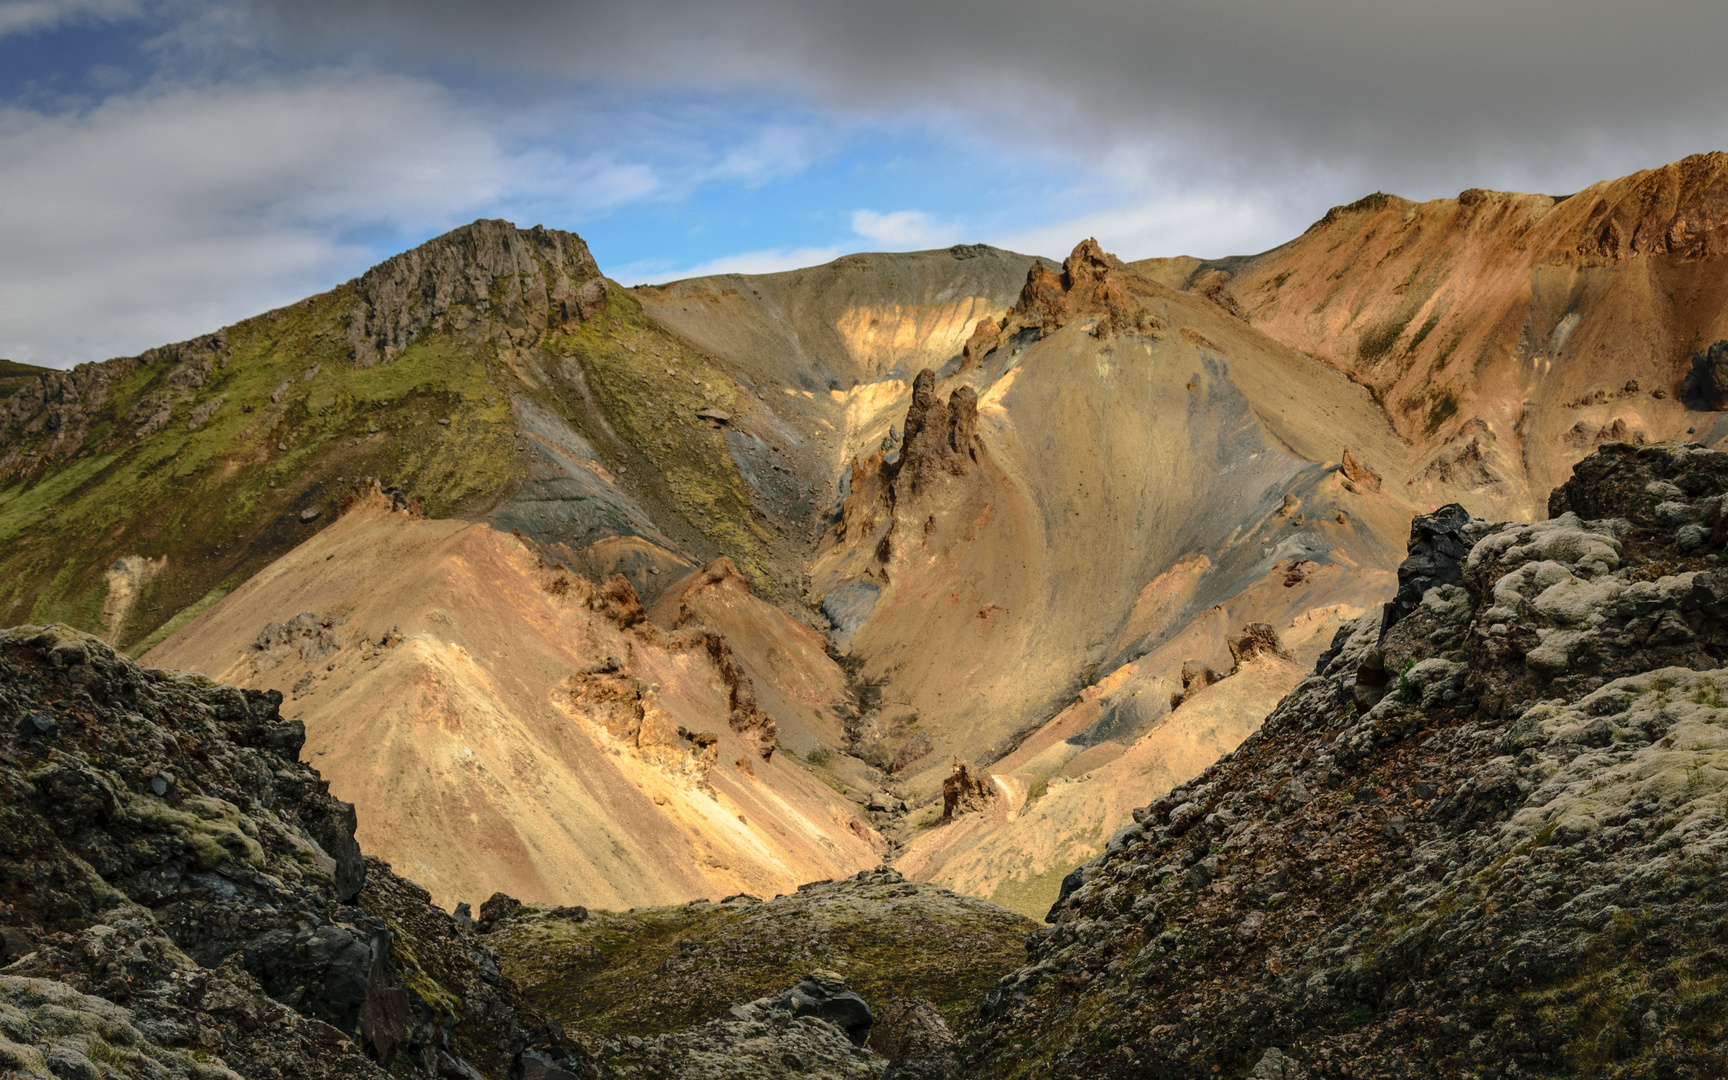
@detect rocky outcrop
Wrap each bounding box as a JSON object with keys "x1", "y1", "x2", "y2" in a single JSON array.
[
  {"x1": 343, "y1": 220, "x2": 605, "y2": 366},
  {"x1": 1682, "y1": 340, "x2": 1728, "y2": 410},
  {"x1": 871, "y1": 997, "x2": 959, "y2": 1080},
  {"x1": 604, "y1": 976, "x2": 880, "y2": 1079},
  {"x1": 702, "y1": 630, "x2": 777, "y2": 761},
  {"x1": 897, "y1": 370, "x2": 979, "y2": 496},
  {"x1": 959, "y1": 317, "x2": 1001, "y2": 372},
  {"x1": 1339, "y1": 448, "x2": 1381, "y2": 492},
  {"x1": 940, "y1": 761, "x2": 996, "y2": 823},
  {"x1": 1375, "y1": 502, "x2": 1487, "y2": 642},
  {"x1": 1002, "y1": 239, "x2": 1166, "y2": 342},
  {"x1": 0, "y1": 625, "x2": 595, "y2": 1079},
  {"x1": 491, "y1": 867, "x2": 1034, "y2": 1055},
  {"x1": 1571, "y1": 151, "x2": 1728, "y2": 260},
  {"x1": 964, "y1": 442, "x2": 1728, "y2": 1079},
  {"x1": 1227, "y1": 623, "x2": 1289, "y2": 669}
]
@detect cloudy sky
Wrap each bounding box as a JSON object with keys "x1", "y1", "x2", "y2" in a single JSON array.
[{"x1": 5, "y1": 0, "x2": 1728, "y2": 367}]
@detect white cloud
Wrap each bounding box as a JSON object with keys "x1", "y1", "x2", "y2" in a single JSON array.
[
  {"x1": 992, "y1": 190, "x2": 1295, "y2": 262},
  {"x1": 606, "y1": 245, "x2": 843, "y2": 285},
  {"x1": 850, "y1": 209, "x2": 960, "y2": 249},
  {"x1": 0, "y1": 0, "x2": 137, "y2": 39},
  {"x1": 0, "y1": 71, "x2": 674, "y2": 366}
]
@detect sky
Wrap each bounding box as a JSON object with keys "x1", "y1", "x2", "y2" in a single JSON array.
[{"x1": 5, "y1": 1, "x2": 1728, "y2": 368}]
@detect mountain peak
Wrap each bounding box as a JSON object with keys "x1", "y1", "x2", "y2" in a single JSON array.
[{"x1": 343, "y1": 219, "x2": 606, "y2": 366}]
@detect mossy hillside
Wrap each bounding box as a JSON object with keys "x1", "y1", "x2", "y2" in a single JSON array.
[
  {"x1": 547, "y1": 287, "x2": 781, "y2": 593},
  {"x1": 0, "y1": 286, "x2": 520, "y2": 649},
  {"x1": 492, "y1": 872, "x2": 1036, "y2": 1039}
]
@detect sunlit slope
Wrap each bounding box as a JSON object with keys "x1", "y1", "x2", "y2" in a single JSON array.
[
  {"x1": 1138, "y1": 151, "x2": 1728, "y2": 519},
  {"x1": 636, "y1": 245, "x2": 1039, "y2": 390},
  {"x1": 145, "y1": 490, "x2": 881, "y2": 910}
]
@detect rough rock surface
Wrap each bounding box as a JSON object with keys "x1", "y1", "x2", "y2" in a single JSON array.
[
  {"x1": 344, "y1": 219, "x2": 604, "y2": 367},
  {"x1": 0, "y1": 625, "x2": 594, "y2": 1079},
  {"x1": 1681, "y1": 340, "x2": 1728, "y2": 411},
  {"x1": 895, "y1": 370, "x2": 979, "y2": 496},
  {"x1": 964, "y1": 442, "x2": 1728, "y2": 1078},
  {"x1": 493, "y1": 868, "x2": 1034, "y2": 1043},
  {"x1": 941, "y1": 763, "x2": 997, "y2": 823}
]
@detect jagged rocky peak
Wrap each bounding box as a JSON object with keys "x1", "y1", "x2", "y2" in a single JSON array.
[
  {"x1": 896, "y1": 368, "x2": 979, "y2": 494},
  {"x1": 1003, "y1": 237, "x2": 1168, "y2": 341},
  {"x1": 966, "y1": 441, "x2": 1728, "y2": 1078},
  {"x1": 1571, "y1": 150, "x2": 1728, "y2": 260},
  {"x1": 344, "y1": 218, "x2": 608, "y2": 365}
]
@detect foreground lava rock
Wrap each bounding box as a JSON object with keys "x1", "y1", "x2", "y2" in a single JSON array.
[
  {"x1": 0, "y1": 625, "x2": 595, "y2": 1079},
  {"x1": 967, "y1": 442, "x2": 1728, "y2": 1079}
]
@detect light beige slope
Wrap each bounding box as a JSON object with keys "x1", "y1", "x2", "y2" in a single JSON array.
[
  {"x1": 635, "y1": 245, "x2": 1041, "y2": 390},
  {"x1": 804, "y1": 242, "x2": 1415, "y2": 801},
  {"x1": 897, "y1": 654, "x2": 1305, "y2": 919},
  {"x1": 647, "y1": 557, "x2": 853, "y2": 759},
  {"x1": 145, "y1": 492, "x2": 881, "y2": 911},
  {"x1": 1138, "y1": 152, "x2": 1728, "y2": 520}
]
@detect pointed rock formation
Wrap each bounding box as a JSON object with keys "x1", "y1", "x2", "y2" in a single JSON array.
[
  {"x1": 897, "y1": 369, "x2": 979, "y2": 495},
  {"x1": 1340, "y1": 448, "x2": 1383, "y2": 491}
]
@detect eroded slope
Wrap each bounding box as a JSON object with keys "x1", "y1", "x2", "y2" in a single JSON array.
[
  {"x1": 1140, "y1": 152, "x2": 1728, "y2": 520},
  {"x1": 145, "y1": 489, "x2": 882, "y2": 911}
]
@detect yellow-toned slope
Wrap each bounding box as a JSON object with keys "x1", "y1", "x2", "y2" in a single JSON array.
[{"x1": 145, "y1": 492, "x2": 881, "y2": 911}]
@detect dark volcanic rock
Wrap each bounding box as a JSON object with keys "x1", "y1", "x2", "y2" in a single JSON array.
[
  {"x1": 1681, "y1": 339, "x2": 1728, "y2": 410},
  {"x1": 967, "y1": 443, "x2": 1728, "y2": 1079},
  {"x1": 0, "y1": 625, "x2": 597, "y2": 1079},
  {"x1": 1377, "y1": 502, "x2": 1490, "y2": 641},
  {"x1": 729, "y1": 969, "x2": 875, "y2": 1045},
  {"x1": 872, "y1": 997, "x2": 959, "y2": 1080}
]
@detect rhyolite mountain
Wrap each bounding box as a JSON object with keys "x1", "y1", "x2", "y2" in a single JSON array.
[
  {"x1": 4, "y1": 152, "x2": 1728, "y2": 931},
  {"x1": 7, "y1": 440, "x2": 1728, "y2": 1077}
]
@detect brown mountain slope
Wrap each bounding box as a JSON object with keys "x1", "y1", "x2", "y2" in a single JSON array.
[
  {"x1": 1137, "y1": 151, "x2": 1728, "y2": 520},
  {"x1": 144, "y1": 488, "x2": 881, "y2": 910}
]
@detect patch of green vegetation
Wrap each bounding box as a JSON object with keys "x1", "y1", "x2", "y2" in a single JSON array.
[
  {"x1": 0, "y1": 283, "x2": 521, "y2": 649},
  {"x1": 1394, "y1": 658, "x2": 1419, "y2": 704},
  {"x1": 0, "y1": 358, "x2": 55, "y2": 402},
  {"x1": 1357, "y1": 312, "x2": 1415, "y2": 363},
  {"x1": 495, "y1": 880, "x2": 1035, "y2": 1038},
  {"x1": 989, "y1": 858, "x2": 1078, "y2": 921},
  {"x1": 127, "y1": 583, "x2": 235, "y2": 658},
  {"x1": 1426, "y1": 389, "x2": 1459, "y2": 433},
  {"x1": 1407, "y1": 314, "x2": 1441, "y2": 354},
  {"x1": 548, "y1": 287, "x2": 777, "y2": 591}
]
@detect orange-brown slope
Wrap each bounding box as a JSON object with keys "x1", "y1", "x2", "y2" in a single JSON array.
[
  {"x1": 1150, "y1": 152, "x2": 1728, "y2": 519},
  {"x1": 145, "y1": 490, "x2": 881, "y2": 911}
]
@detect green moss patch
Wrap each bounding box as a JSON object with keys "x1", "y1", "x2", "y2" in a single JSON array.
[{"x1": 493, "y1": 872, "x2": 1035, "y2": 1038}]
